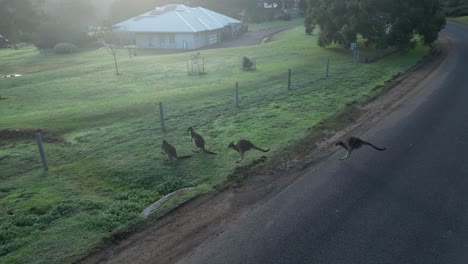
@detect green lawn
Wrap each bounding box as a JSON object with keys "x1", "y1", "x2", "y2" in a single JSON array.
[
  {"x1": 449, "y1": 16, "x2": 468, "y2": 24},
  {"x1": 247, "y1": 18, "x2": 304, "y2": 31},
  {"x1": 0, "y1": 25, "x2": 429, "y2": 263}
]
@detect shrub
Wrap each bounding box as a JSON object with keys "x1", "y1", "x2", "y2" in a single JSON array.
[
  {"x1": 278, "y1": 13, "x2": 292, "y2": 21},
  {"x1": 53, "y1": 42, "x2": 78, "y2": 54}
]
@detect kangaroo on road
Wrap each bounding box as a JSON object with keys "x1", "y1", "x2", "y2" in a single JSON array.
[{"x1": 336, "y1": 136, "x2": 386, "y2": 160}]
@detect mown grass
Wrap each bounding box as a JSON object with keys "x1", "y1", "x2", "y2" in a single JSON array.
[
  {"x1": 449, "y1": 16, "x2": 468, "y2": 24},
  {"x1": 0, "y1": 25, "x2": 429, "y2": 263},
  {"x1": 247, "y1": 18, "x2": 304, "y2": 31}
]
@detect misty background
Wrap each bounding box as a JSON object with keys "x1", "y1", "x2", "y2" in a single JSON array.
[{"x1": 0, "y1": 0, "x2": 302, "y2": 49}]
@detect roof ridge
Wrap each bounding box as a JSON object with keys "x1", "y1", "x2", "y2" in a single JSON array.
[
  {"x1": 175, "y1": 11, "x2": 196, "y2": 32},
  {"x1": 197, "y1": 7, "x2": 224, "y2": 27}
]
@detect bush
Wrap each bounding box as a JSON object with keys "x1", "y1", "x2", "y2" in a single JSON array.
[
  {"x1": 278, "y1": 13, "x2": 292, "y2": 21},
  {"x1": 53, "y1": 42, "x2": 78, "y2": 54}
]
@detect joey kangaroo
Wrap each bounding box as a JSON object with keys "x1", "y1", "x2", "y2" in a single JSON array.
[
  {"x1": 336, "y1": 136, "x2": 386, "y2": 160},
  {"x1": 160, "y1": 140, "x2": 192, "y2": 161},
  {"x1": 228, "y1": 139, "x2": 270, "y2": 163},
  {"x1": 187, "y1": 127, "x2": 216, "y2": 155}
]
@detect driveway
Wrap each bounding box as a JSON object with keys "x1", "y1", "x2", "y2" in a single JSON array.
[{"x1": 207, "y1": 26, "x2": 293, "y2": 49}]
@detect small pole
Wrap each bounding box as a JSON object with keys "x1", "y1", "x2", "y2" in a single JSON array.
[
  {"x1": 356, "y1": 50, "x2": 360, "y2": 64},
  {"x1": 35, "y1": 133, "x2": 48, "y2": 171},
  {"x1": 159, "y1": 102, "x2": 166, "y2": 132},
  {"x1": 288, "y1": 68, "x2": 291, "y2": 91},
  {"x1": 235, "y1": 82, "x2": 239, "y2": 108},
  {"x1": 326, "y1": 59, "x2": 330, "y2": 78}
]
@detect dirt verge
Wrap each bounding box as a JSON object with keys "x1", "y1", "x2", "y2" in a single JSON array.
[{"x1": 0, "y1": 129, "x2": 64, "y2": 143}]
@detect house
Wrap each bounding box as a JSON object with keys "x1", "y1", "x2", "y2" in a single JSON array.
[{"x1": 113, "y1": 4, "x2": 243, "y2": 50}]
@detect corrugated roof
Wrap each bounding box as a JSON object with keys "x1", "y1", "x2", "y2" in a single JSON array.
[{"x1": 113, "y1": 4, "x2": 241, "y2": 33}]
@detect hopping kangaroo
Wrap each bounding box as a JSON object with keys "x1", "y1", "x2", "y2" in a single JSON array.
[
  {"x1": 160, "y1": 140, "x2": 192, "y2": 161},
  {"x1": 187, "y1": 127, "x2": 216, "y2": 155},
  {"x1": 336, "y1": 136, "x2": 386, "y2": 160},
  {"x1": 228, "y1": 139, "x2": 270, "y2": 163}
]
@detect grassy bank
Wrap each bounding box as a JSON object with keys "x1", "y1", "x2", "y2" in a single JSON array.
[
  {"x1": 449, "y1": 16, "x2": 468, "y2": 24},
  {"x1": 0, "y1": 25, "x2": 429, "y2": 263}
]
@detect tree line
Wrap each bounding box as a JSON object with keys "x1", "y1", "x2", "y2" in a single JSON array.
[
  {"x1": 304, "y1": 0, "x2": 447, "y2": 51},
  {"x1": 0, "y1": 0, "x2": 97, "y2": 49}
]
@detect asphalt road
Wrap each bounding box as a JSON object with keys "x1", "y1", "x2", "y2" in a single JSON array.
[{"x1": 180, "y1": 22, "x2": 468, "y2": 264}]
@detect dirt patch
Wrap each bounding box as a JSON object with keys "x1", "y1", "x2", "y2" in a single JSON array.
[
  {"x1": 0, "y1": 129, "x2": 64, "y2": 143},
  {"x1": 77, "y1": 37, "x2": 450, "y2": 264}
]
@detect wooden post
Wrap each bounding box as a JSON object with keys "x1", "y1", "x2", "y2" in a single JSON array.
[
  {"x1": 326, "y1": 59, "x2": 330, "y2": 78},
  {"x1": 288, "y1": 68, "x2": 291, "y2": 91},
  {"x1": 159, "y1": 102, "x2": 166, "y2": 132},
  {"x1": 202, "y1": 58, "x2": 205, "y2": 74},
  {"x1": 35, "y1": 133, "x2": 48, "y2": 171},
  {"x1": 235, "y1": 82, "x2": 239, "y2": 108}
]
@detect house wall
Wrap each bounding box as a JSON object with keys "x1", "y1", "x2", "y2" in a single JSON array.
[{"x1": 135, "y1": 29, "x2": 222, "y2": 50}]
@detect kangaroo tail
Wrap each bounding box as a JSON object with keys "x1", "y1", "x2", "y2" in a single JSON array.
[
  {"x1": 178, "y1": 155, "x2": 193, "y2": 159},
  {"x1": 201, "y1": 147, "x2": 216, "y2": 155},
  {"x1": 364, "y1": 141, "x2": 386, "y2": 151},
  {"x1": 254, "y1": 146, "x2": 270, "y2": 152}
]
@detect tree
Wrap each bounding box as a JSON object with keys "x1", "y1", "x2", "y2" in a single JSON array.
[
  {"x1": 110, "y1": 0, "x2": 177, "y2": 23},
  {"x1": 298, "y1": 0, "x2": 308, "y2": 15},
  {"x1": 98, "y1": 31, "x2": 122, "y2": 75},
  {"x1": 0, "y1": 0, "x2": 39, "y2": 47},
  {"x1": 305, "y1": 0, "x2": 446, "y2": 51},
  {"x1": 32, "y1": 0, "x2": 96, "y2": 49}
]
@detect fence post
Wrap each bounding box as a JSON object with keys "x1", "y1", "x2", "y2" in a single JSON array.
[
  {"x1": 235, "y1": 82, "x2": 240, "y2": 108},
  {"x1": 159, "y1": 102, "x2": 166, "y2": 132},
  {"x1": 326, "y1": 59, "x2": 330, "y2": 78},
  {"x1": 35, "y1": 133, "x2": 48, "y2": 171},
  {"x1": 288, "y1": 68, "x2": 291, "y2": 91}
]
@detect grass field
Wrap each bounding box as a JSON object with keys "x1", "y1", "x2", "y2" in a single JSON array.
[
  {"x1": 449, "y1": 16, "x2": 468, "y2": 24},
  {"x1": 0, "y1": 23, "x2": 430, "y2": 263}
]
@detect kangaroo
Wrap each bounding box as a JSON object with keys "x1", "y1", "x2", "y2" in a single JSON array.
[
  {"x1": 160, "y1": 140, "x2": 192, "y2": 161},
  {"x1": 336, "y1": 136, "x2": 386, "y2": 160},
  {"x1": 228, "y1": 139, "x2": 270, "y2": 163},
  {"x1": 187, "y1": 127, "x2": 216, "y2": 155}
]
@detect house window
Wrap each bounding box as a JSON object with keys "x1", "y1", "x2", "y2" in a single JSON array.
[
  {"x1": 160, "y1": 34, "x2": 167, "y2": 44},
  {"x1": 209, "y1": 34, "x2": 217, "y2": 44}
]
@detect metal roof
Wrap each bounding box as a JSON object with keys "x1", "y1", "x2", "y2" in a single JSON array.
[{"x1": 113, "y1": 4, "x2": 241, "y2": 33}]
